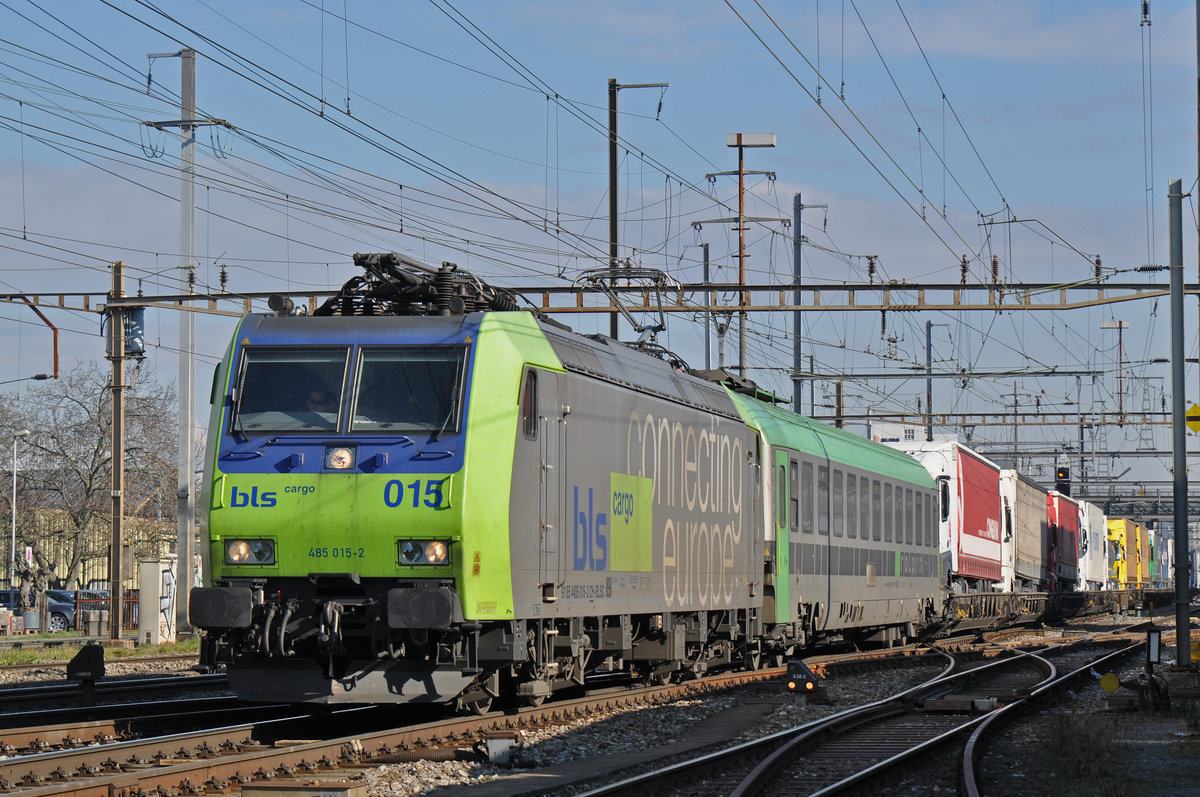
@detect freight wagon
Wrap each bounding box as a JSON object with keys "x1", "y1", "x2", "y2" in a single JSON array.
[
  {"x1": 1046, "y1": 491, "x2": 1081, "y2": 592},
  {"x1": 880, "y1": 441, "x2": 1003, "y2": 594},
  {"x1": 1107, "y1": 518, "x2": 1150, "y2": 589},
  {"x1": 1077, "y1": 500, "x2": 1109, "y2": 591},
  {"x1": 999, "y1": 470, "x2": 1049, "y2": 592}
]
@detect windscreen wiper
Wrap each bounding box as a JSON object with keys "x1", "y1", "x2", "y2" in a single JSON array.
[{"x1": 431, "y1": 394, "x2": 457, "y2": 442}]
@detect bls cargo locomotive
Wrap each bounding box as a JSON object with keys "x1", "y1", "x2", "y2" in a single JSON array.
[{"x1": 189, "y1": 253, "x2": 941, "y2": 711}]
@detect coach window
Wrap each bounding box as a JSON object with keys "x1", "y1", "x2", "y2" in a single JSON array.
[
  {"x1": 846, "y1": 474, "x2": 858, "y2": 539},
  {"x1": 882, "y1": 483, "x2": 893, "y2": 542},
  {"x1": 776, "y1": 464, "x2": 786, "y2": 528},
  {"x1": 915, "y1": 492, "x2": 925, "y2": 547},
  {"x1": 521, "y1": 370, "x2": 537, "y2": 439},
  {"x1": 801, "y1": 461, "x2": 814, "y2": 534},
  {"x1": 905, "y1": 488, "x2": 915, "y2": 545},
  {"x1": 871, "y1": 479, "x2": 882, "y2": 541},
  {"x1": 789, "y1": 459, "x2": 800, "y2": 534},
  {"x1": 927, "y1": 494, "x2": 936, "y2": 547},
  {"x1": 817, "y1": 466, "x2": 829, "y2": 536},
  {"x1": 832, "y1": 470, "x2": 844, "y2": 537},
  {"x1": 859, "y1": 476, "x2": 870, "y2": 541}
]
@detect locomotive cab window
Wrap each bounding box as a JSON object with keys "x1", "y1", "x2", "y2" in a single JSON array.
[
  {"x1": 351, "y1": 346, "x2": 467, "y2": 434},
  {"x1": 521, "y1": 370, "x2": 538, "y2": 439},
  {"x1": 231, "y1": 347, "x2": 349, "y2": 434}
]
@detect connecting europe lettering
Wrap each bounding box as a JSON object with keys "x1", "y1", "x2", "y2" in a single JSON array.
[
  {"x1": 626, "y1": 410, "x2": 746, "y2": 609},
  {"x1": 571, "y1": 410, "x2": 747, "y2": 611}
]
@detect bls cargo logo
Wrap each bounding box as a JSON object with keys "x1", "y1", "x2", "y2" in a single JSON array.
[
  {"x1": 229, "y1": 484, "x2": 316, "y2": 508},
  {"x1": 572, "y1": 474, "x2": 653, "y2": 572},
  {"x1": 572, "y1": 486, "x2": 608, "y2": 571},
  {"x1": 230, "y1": 486, "x2": 276, "y2": 507}
]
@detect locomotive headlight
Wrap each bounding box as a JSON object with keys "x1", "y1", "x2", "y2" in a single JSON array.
[
  {"x1": 224, "y1": 538, "x2": 276, "y2": 565},
  {"x1": 424, "y1": 540, "x2": 448, "y2": 564},
  {"x1": 398, "y1": 539, "x2": 451, "y2": 566},
  {"x1": 400, "y1": 541, "x2": 423, "y2": 564},
  {"x1": 324, "y1": 446, "x2": 355, "y2": 470}
]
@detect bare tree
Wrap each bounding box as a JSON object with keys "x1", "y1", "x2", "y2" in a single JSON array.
[{"x1": 1, "y1": 364, "x2": 178, "y2": 589}]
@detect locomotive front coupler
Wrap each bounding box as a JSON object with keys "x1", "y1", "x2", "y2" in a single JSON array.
[{"x1": 317, "y1": 601, "x2": 346, "y2": 657}]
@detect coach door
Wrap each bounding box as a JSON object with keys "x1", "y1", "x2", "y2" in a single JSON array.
[{"x1": 536, "y1": 372, "x2": 563, "y2": 602}]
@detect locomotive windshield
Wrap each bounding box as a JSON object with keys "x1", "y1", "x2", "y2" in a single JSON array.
[
  {"x1": 350, "y1": 346, "x2": 467, "y2": 434},
  {"x1": 232, "y1": 347, "x2": 349, "y2": 433}
]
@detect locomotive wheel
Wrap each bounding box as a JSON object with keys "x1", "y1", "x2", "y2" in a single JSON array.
[
  {"x1": 465, "y1": 696, "x2": 493, "y2": 715},
  {"x1": 649, "y1": 670, "x2": 673, "y2": 686},
  {"x1": 521, "y1": 693, "x2": 546, "y2": 707}
]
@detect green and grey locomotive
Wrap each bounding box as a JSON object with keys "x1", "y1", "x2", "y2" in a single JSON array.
[{"x1": 189, "y1": 253, "x2": 941, "y2": 711}]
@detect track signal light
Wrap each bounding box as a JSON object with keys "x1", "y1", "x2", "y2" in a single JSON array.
[
  {"x1": 785, "y1": 659, "x2": 821, "y2": 693},
  {"x1": 1055, "y1": 466, "x2": 1071, "y2": 496}
]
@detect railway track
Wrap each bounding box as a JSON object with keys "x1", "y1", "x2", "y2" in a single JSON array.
[
  {"x1": 0, "y1": 616, "x2": 1167, "y2": 796},
  {"x1": 0, "y1": 666, "x2": 785, "y2": 796},
  {"x1": 0, "y1": 672, "x2": 230, "y2": 714},
  {"x1": 574, "y1": 636, "x2": 1144, "y2": 796},
  {"x1": 0, "y1": 699, "x2": 301, "y2": 756},
  {"x1": 960, "y1": 640, "x2": 1145, "y2": 796}
]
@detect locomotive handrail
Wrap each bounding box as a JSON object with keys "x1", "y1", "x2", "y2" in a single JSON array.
[
  {"x1": 412, "y1": 449, "x2": 454, "y2": 459},
  {"x1": 220, "y1": 449, "x2": 264, "y2": 459}
]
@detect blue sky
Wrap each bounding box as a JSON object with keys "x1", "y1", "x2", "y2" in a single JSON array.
[{"x1": 0, "y1": 1, "x2": 1195, "y2": 488}]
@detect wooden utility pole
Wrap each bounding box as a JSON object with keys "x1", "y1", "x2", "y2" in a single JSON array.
[
  {"x1": 727, "y1": 133, "x2": 775, "y2": 376},
  {"x1": 695, "y1": 133, "x2": 782, "y2": 377},
  {"x1": 108, "y1": 261, "x2": 125, "y2": 640}
]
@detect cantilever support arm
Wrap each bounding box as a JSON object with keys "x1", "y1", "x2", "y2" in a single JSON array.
[{"x1": 20, "y1": 298, "x2": 58, "y2": 379}]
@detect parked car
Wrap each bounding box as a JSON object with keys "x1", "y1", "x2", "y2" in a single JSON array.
[{"x1": 0, "y1": 588, "x2": 76, "y2": 632}]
